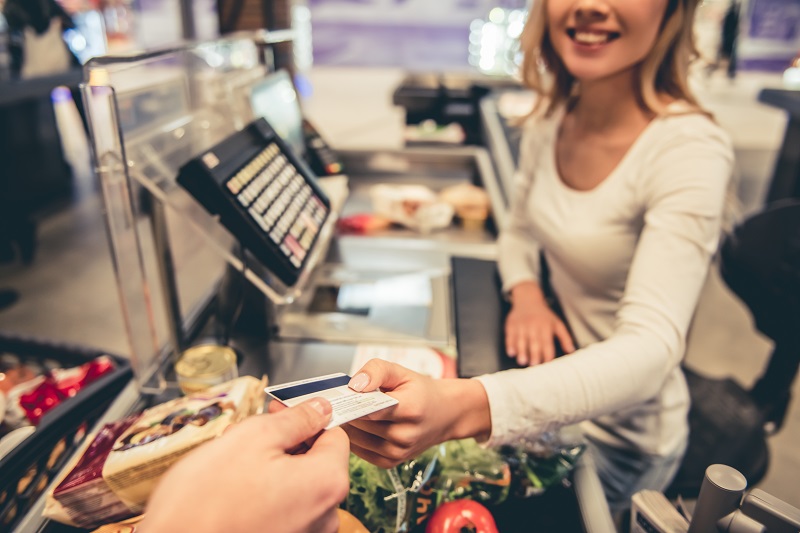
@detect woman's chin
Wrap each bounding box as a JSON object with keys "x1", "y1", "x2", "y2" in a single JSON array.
[{"x1": 565, "y1": 63, "x2": 635, "y2": 86}]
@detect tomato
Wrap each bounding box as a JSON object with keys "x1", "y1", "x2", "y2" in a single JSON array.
[{"x1": 425, "y1": 500, "x2": 499, "y2": 533}]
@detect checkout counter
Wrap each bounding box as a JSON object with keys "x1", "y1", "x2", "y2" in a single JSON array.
[{"x1": 15, "y1": 35, "x2": 615, "y2": 533}]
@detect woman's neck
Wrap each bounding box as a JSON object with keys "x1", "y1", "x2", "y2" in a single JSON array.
[{"x1": 571, "y1": 69, "x2": 651, "y2": 133}]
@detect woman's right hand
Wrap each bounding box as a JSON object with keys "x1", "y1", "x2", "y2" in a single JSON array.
[
  {"x1": 505, "y1": 282, "x2": 575, "y2": 366},
  {"x1": 344, "y1": 360, "x2": 491, "y2": 469}
]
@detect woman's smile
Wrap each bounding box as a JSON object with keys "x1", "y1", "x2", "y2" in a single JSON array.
[
  {"x1": 548, "y1": 0, "x2": 666, "y2": 82},
  {"x1": 566, "y1": 27, "x2": 621, "y2": 51}
]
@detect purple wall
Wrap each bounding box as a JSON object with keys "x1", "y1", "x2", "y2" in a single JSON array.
[{"x1": 309, "y1": 0, "x2": 525, "y2": 69}]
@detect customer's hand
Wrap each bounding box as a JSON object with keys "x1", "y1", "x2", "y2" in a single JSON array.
[
  {"x1": 139, "y1": 398, "x2": 350, "y2": 533},
  {"x1": 344, "y1": 360, "x2": 491, "y2": 468},
  {"x1": 505, "y1": 281, "x2": 575, "y2": 366}
]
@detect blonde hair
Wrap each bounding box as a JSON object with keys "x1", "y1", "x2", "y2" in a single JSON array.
[{"x1": 520, "y1": 0, "x2": 704, "y2": 117}]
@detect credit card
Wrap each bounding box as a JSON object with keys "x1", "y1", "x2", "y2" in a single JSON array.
[{"x1": 265, "y1": 372, "x2": 398, "y2": 429}]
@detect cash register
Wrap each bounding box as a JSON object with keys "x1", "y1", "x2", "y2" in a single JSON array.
[{"x1": 177, "y1": 117, "x2": 331, "y2": 287}]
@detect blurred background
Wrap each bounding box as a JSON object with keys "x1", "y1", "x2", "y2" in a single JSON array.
[{"x1": 0, "y1": 0, "x2": 798, "y2": 516}]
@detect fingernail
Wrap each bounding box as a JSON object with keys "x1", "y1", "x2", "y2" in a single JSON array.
[
  {"x1": 349, "y1": 373, "x2": 369, "y2": 392},
  {"x1": 308, "y1": 398, "x2": 331, "y2": 416}
]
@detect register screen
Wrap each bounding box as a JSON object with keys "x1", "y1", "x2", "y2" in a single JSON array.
[{"x1": 250, "y1": 70, "x2": 306, "y2": 160}]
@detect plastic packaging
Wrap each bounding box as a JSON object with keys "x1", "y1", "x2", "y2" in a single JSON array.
[
  {"x1": 43, "y1": 376, "x2": 266, "y2": 529},
  {"x1": 438, "y1": 183, "x2": 491, "y2": 230},
  {"x1": 498, "y1": 428, "x2": 586, "y2": 498},
  {"x1": 369, "y1": 184, "x2": 454, "y2": 233}
]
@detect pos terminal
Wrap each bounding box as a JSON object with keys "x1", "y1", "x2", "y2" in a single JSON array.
[{"x1": 176, "y1": 118, "x2": 331, "y2": 287}]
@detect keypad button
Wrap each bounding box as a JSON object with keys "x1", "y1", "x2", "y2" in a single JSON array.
[{"x1": 300, "y1": 230, "x2": 314, "y2": 250}]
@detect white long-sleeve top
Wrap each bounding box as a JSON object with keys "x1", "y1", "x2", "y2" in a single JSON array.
[{"x1": 475, "y1": 106, "x2": 734, "y2": 456}]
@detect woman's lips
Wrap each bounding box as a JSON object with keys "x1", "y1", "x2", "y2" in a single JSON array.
[{"x1": 566, "y1": 28, "x2": 621, "y2": 47}]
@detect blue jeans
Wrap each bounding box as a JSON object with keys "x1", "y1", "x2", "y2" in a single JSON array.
[{"x1": 585, "y1": 436, "x2": 687, "y2": 513}]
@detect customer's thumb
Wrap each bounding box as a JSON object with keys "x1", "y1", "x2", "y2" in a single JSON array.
[{"x1": 269, "y1": 397, "x2": 333, "y2": 451}]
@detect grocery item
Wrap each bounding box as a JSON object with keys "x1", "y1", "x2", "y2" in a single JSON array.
[
  {"x1": 438, "y1": 183, "x2": 491, "y2": 231},
  {"x1": 345, "y1": 439, "x2": 509, "y2": 532},
  {"x1": 44, "y1": 376, "x2": 265, "y2": 529},
  {"x1": 345, "y1": 431, "x2": 586, "y2": 531},
  {"x1": 499, "y1": 428, "x2": 586, "y2": 498},
  {"x1": 425, "y1": 500, "x2": 498, "y2": 533},
  {"x1": 337, "y1": 213, "x2": 393, "y2": 234},
  {"x1": 46, "y1": 417, "x2": 138, "y2": 528},
  {"x1": 175, "y1": 344, "x2": 239, "y2": 394},
  {"x1": 369, "y1": 184, "x2": 454, "y2": 233},
  {"x1": 90, "y1": 515, "x2": 144, "y2": 533},
  {"x1": 0, "y1": 364, "x2": 37, "y2": 395},
  {"x1": 3, "y1": 356, "x2": 115, "y2": 427}
]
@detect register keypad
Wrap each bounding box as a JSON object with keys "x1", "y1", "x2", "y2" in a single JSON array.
[
  {"x1": 225, "y1": 142, "x2": 329, "y2": 269},
  {"x1": 177, "y1": 118, "x2": 331, "y2": 287}
]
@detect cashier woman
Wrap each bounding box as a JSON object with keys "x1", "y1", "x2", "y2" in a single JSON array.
[
  {"x1": 345, "y1": 0, "x2": 733, "y2": 516},
  {"x1": 142, "y1": 0, "x2": 733, "y2": 528}
]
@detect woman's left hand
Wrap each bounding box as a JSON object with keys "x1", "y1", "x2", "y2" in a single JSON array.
[{"x1": 343, "y1": 359, "x2": 491, "y2": 469}]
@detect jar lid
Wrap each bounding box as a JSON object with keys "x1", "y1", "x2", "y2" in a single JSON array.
[{"x1": 176, "y1": 345, "x2": 237, "y2": 379}]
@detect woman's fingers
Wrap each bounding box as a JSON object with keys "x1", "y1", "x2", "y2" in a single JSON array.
[
  {"x1": 345, "y1": 417, "x2": 392, "y2": 439},
  {"x1": 349, "y1": 441, "x2": 401, "y2": 470},
  {"x1": 511, "y1": 323, "x2": 545, "y2": 366},
  {"x1": 515, "y1": 331, "x2": 530, "y2": 366},
  {"x1": 342, "y1": 424, "x2": 410, "y2": 465},
  {"x1": 506, "y1": 310, "x2": 572, "y2": 366},
  {"x1": 554, "y1": 320, "x2": 576, "y2": 353},
  {"x1": 541, "y1": 334, "x2": 556, "y2": 363},
  {"x1": 349, "y1": 359, "x2": 410, "y2": 393},
  {"x1": 505, "y1": 322, "x2": 518, "y2": 357},
  {"x1": 505, "y1": 314, "x2": 539, "y2": 365}
]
